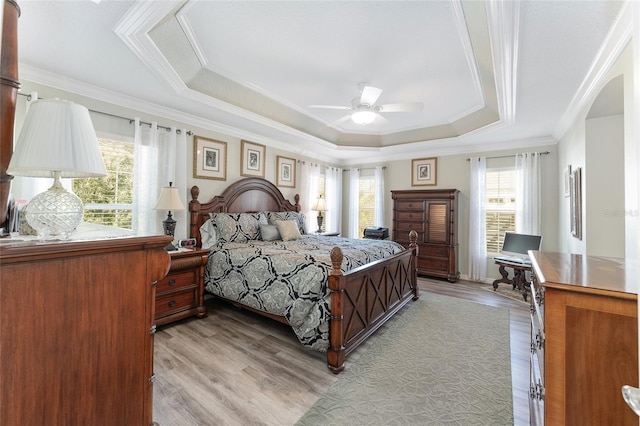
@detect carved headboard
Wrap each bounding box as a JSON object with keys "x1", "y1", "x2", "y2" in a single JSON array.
[{"x1": 189, "y1": 177, "x2": 301, "y2": 247}]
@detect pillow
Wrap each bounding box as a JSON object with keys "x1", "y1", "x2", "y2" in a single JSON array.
[
  {"x1": 260, "y1": 224, "x2": 281, "y2": 241},
  {"x1": 276, "y1": 220, "x2": 302, "y2": 241},
  {"x1": 199, "y1": 219, "x2": 218, "y2": 249},
  {"x1": 211, "y1": 212, "x2": 264, "y2": 243},
  {"x1": 267, "y1": 211, "x2": 307, "y2": 235}
]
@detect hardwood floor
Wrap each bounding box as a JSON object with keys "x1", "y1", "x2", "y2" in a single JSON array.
[{"x1": 153, "y1": 278, "x2": 530, "y2": 425}]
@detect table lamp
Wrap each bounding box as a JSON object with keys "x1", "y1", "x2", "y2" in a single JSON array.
[
  {"x1": 6, "y1": 99, "x2": 107, "y2": 239},
  {"x1": 312, "y1": 195, "x2": 327, "y2": 233},
  {"x1": 153, "y1": 182, "x2": 185, "y2": 251}
]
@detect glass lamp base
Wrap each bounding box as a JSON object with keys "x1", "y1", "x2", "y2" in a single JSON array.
[{"x1": 25, "y1": 179, "x2": 83, "y2": 240}]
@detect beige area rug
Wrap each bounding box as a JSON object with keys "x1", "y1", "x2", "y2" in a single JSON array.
[
  {"x1": 482, "y1": 284, "x2": 529, "y2": 305},
  {"x1": 295, "y1": 293, "x2": 513, "y2": 426}
]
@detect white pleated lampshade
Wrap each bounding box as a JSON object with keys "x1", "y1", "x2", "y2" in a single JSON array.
[{"x1": 7, "y1": 98, "x2": 107, "y2": 178}]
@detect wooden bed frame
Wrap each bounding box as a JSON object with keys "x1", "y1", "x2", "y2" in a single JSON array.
[{"x1": 189, "y1": 177, "x2": 418, "y2": 373}]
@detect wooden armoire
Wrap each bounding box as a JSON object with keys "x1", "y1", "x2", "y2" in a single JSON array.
[{"x1": 391, "y1": 189, "x2": 459, "y2": 282}]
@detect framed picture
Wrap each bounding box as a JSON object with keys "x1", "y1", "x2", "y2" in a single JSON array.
[
  {"x1": 570, "y1": 167, "x2": 582, "y2": 240},
  {"x1": 276, "y1": 156, "x2": 296, "y2": 188},
  {"x1": 193, "y1": 136, "x2": 227, "y2": 180},
  {"x1": 411, "y1": 157, "x2": 437, "y2": 186},
  {"x1": 563, "y1": 164, "x2": 572, "y2": 197},
  {"x1": 241, "y1": 140, "x2": 266, "y2": 178}
]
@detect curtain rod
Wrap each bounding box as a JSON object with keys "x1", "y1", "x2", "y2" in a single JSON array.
[
  {"x1": 343, "y1": 166, "x2": 387, "y2": 171},
  {"x1": 465, "y1": 151, "x2": 550, "y2": 161},
  {"x1": 18, "y1": 92, "x2": 193, "y2": 135}
]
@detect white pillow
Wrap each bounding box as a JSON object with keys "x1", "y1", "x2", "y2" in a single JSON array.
[
  {"x1": 276, "y1": 220, "x2": 302, "y2": 241},
  {"x1": 199, "y1": 219, "x2": 217, "y2": 249}
]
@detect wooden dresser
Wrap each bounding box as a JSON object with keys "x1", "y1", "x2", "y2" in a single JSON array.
[
  {"x1": 391, "y1": 189, "x2": 459, "y2": 282},
  {"x1": 529, "y1": 251, "x2": 638, "y2": 426},
  {"x1": 0, "y1": 234, "x2": 171, "y2": 425}
]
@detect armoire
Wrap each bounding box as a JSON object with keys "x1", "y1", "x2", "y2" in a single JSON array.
[{"x1": 391, "y1": 189, "x2": 459, "y2": 282}]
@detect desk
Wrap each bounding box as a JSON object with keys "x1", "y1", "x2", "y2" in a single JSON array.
[{"x1": 492, "y1": 258, "x2": 531, "y2": 301}]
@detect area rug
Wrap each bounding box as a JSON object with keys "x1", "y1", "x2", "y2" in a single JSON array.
[
  {"x1": 482, "y1": 284, "x2": 529, "y2": 305},
  {"x1": 295, "y1": 293, "x2": 513, "y2": 426}
]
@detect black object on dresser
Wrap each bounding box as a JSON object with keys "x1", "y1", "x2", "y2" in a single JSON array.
[{"x1": 391, "y1": 189, "x2": 459, "y2": 282}]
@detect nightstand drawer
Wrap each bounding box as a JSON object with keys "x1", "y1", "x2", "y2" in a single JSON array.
[
  {"x1": 157, "y1": 270, "x2": 196, "y2": 294},
  {"x1": 155, "y1": 289, "x2": 197, "y2": 318}
]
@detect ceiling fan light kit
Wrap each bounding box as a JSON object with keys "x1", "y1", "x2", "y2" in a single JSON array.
[
  {"x1": 351, "y1": 109, "x2": 377, "y2": 125},
  {"x1": 310, "y1": 83, "x2": 423, "y2": 127}
]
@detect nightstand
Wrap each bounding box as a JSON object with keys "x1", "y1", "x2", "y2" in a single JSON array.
[
  {"x1": 315, "y1": 232, "x2": 340, "y2": 237},
  {"x1": 155, "y1": 248, "x2": 208, "y2": 326}
]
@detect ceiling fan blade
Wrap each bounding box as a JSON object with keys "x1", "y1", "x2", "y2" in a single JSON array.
[
  {"x1": 309, "y1": 105, "x2": 351, "y2": 110},
  {"x1": 378, "y1": 102, "x2": 424, "y2": 113},
  {"x1": 328, "y1": 114, "x2": 353, "y2": 127},
  {"x1": 360, "y1": 85, "x2": 382, "y2": 105}
]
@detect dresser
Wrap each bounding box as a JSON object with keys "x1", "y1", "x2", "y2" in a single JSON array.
[
  {"x1": 155, "y1": 248, "x2": 208, "y2": 326},
  {"x1": 0, "y1": 234, "x2": 171, "y2": 425},
  {"x1": 529, "y1": 251, "x2": 638, "y2": 426},
  {"x1": 391, "y1": 189, "x2": 459, "y2": 282}
]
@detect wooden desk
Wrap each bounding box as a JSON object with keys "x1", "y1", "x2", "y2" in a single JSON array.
[{"x1": 492, "y1": 258, "x2": 531, "y2": 301}]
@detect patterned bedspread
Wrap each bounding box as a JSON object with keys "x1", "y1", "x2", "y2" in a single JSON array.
[{"x1": 204, "y1": 235, "x2": 405, "y2": 351}]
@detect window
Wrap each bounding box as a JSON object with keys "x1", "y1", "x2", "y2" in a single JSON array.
[
  {"x1": 358, "y1": 173, "x2": 376, "y2": 238},
  {"x1": 485, "y1": 168, "x2": 516, "y2": 253},
  {"x1": 73, "y1": 137, "x2": 134, "y2": 229}
]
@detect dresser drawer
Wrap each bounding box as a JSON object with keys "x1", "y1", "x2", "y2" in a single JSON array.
[
  {"x1": 395, "y1": 221, "x2": 424, "y2": 233},
  {"x1": 419, "y1": 244, "x2": 449, "y2": 258},
  {"x1": 157, "y1": 270, "x2": 197, "y2": 294},
  {"x1": 396, "y1": 210, "x2": 425, "y2": 222},
  {"x1": 155, "y1": 289, "x2": 198, "y2": 318},
  {"x1": 417, "y1": 256, "x2": 449, "y2": 273},
  {"x1": 395, "y1": 200, "x2": 424, "y2": 211}
]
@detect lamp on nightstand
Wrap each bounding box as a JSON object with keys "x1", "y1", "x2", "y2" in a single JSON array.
[
  {"x1": 153, "y1": 182, "x2": 185, "y2": 251},
  {"x1": 312, "y1": 195, "x2": 327, "y2": 233}
]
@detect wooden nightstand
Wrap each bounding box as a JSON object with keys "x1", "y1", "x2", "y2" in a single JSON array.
[{"x1": 155, "y1": 248, "x2": 208, "y2": 326}]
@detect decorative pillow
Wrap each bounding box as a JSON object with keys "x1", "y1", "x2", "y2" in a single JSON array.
[
  {"x1": 211, "y1": 212, "x2": 264, "y2": 243},
  {"x1": 267, "y1": 211, "x2": 307, "y2": 235},
  {"x1": 199, "y1": 219, "x2": 218, "y2": 249},
  {"x1": 260, "y1": 224, "x2": 281, "y2": 241},
  {"x1": 276, "y1": 220, "x2": 302, "y2": 241}
]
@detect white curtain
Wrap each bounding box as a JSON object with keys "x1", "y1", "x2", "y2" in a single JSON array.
[
  {"x1": 468, "y1": 157, "x2": 487, "y2": 282},
  {"x1": 133, "y1": 119, "x2": 187, "y2": 240},
  {"x1": 348, "y1": 168, "x2": 360, "y2": 238},
  {"x1": 298, "y1": 161, "x2": 320, "y2": 233},
  {"x1": 325, "y1": 166, "x2": 342, "y2": 234},
  {"x1": 515, "y1": 152, "x2": 541, "y2": 236},
  {"x1": 373, "y1": 166, "x2": 385, "y2": 227}
]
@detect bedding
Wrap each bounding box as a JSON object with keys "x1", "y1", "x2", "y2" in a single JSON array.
[{"x1": 204, "y1": 234, "x2": 405, "y2": 351}]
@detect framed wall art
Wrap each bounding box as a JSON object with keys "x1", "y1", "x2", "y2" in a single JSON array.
[
  {"x1": 241, "y1": 140, "x2": 266, "y2": 178},
  {"x1": 563, "y1": 164, "x2": 572, "y2": 197},
  {"x1": 570, "y1": 166, "x2": 582, "y2": 240},
  {"x1": 411, "y1": 157, "x2": 437, "y2": 186},
  {"x1": 193, "y1": 136, "x2": 227, "y2": 180},
  {"x1": 276, "y1": 156, "x2": 296, "y2": 188}
]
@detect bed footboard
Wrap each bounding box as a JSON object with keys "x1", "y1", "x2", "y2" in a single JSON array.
[{"x1": 327, "y1": 231, "x2": 418, "y2": 373}]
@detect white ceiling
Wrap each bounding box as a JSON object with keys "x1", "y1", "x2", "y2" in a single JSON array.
[{"x1": 15, "y1": 0, "x2": 626, "y2": 164}]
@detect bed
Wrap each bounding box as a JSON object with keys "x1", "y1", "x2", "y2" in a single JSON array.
[{"x1": 188, "y1": 177, "x2": 418, "y2": 373}]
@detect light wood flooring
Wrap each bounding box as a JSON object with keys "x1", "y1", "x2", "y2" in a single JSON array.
[{"x1": 153, "y1": 278, "x2": 530, "y2": 425}]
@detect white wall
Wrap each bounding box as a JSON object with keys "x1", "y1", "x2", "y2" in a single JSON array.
[
  {"x1": 585, "y1": 114, "x2": 625, "y2": 257},
  {"x1": 557, "y1": 42, "x2": 636, "y2": 261}
]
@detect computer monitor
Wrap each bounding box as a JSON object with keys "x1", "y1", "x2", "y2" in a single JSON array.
[{"x1": 501, "y1": 232, "x2": 542, "y2": 259}]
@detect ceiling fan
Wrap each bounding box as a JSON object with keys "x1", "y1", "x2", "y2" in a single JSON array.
[{"x1": 309, "y1": 82, "x2": 424, "y2": 126}]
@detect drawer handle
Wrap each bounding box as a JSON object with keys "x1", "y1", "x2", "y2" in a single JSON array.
[
  {"x1": 169, "y1": 279, "x2": 176, "y2": 286},
  {"x1": 168, "y1": 300, "x2": 176, "y2": 307}
]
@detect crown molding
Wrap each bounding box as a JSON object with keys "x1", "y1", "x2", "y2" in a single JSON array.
[{"x1": 553, "y1": 1, "x2": 632, "y2": 141}]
